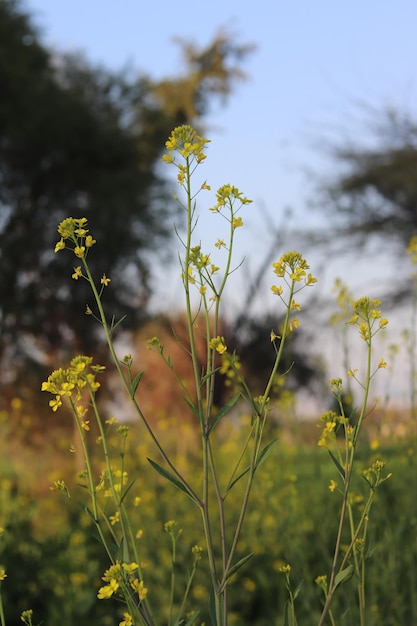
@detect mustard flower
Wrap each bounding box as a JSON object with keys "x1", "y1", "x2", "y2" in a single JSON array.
[
  {"x1": 110, "y1": 512, "x2": 120, "y2": 526},
  {"x1": 49, "y1": 395, "x2": 62, "y2": 412},
  {"x1": 271, "y1": 284, "x2": 283, "y2": 297},
  {"x1": 272, "y1": 251, "x2": 316, "y2": 288},
  {"x1": 101, "y1": 274, "x2": 111, "y2": 286},
  {"x1": 0, "y1": 568, "x2": 7, "y2": 580},
  {"x1": 72, "y1": 266, "x2": 82, "y2": 280},
  {"x1": 85, "y1": 234, "x2": 96, "y2": 247},
  {"x1": 328, "y1": 479, "x2": 337, "y2": 492},
  {"x1": 163, "y1": 125, "x2": 210, "y2": 164},
  {"x1": 54, "y1": 238, "x2": 65, "y2": 253},
  {"x1": 315, "y1": 575, "x2": 328, "y2": 592},
  {"x1": 209, "y1": 336, "x2": 227, "y2": 354},
  {"x1": 232, "y1": 216, "x2": 244, "y2": 228},
  {"x1": 97, "y1": 578, "x2": 119, "y2": 599},
  {"x1": 122, "y1": 562, "x2": 139, "y2": 575},
  {"x1": 407, "y1": 235, "x2": 417, "y2": 264},
  {"x1": 131, "y1": 578, "x2": 148, "y2": 601},
  {"x1": 119, "y1": 613, "x2": 133, "y2": 626},
  {"x1": 20, "y1": 610, "x2": 33, "y2": 625},
  {"x1": 74, "y1": 246, "x2": 85, "y2": 258},
  {"x1": 278, "y1": 564, "x2": 291, "y2": 574},
  {"x1": 192, "y1": 545, "x2": 203, "y2": 560}
]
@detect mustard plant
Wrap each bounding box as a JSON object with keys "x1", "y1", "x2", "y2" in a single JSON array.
[
  {"x1": 42, "y1": 125, "x2": 317, "y2": 626},
  {"x1": 314, "y1": 296, "x2": 391, "y2": 626}
]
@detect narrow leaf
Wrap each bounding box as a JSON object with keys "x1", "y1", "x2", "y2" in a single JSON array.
[
  {"x1": 147, "y1": 458, "x2": 195, "y2": 503},
  {"x1": 334, "y1": 564, "x2": 354, "y2": 590},
  {"x1": 254, "y1": 438, "x2": 279, "y2": 471},
  {"x1": 209, "y1": 585, "x2": 217, "y2": 626},
  {"x1": 328, "y1": 449, "x2": 345, "y2": 481},
  {"x1": 292, "y1": 579, "x2": 303, "y2": 600},
  {"x1": 226, "y1": 465, "x2": 250, "y2": 494},
  {"x1": 130, "y1": 371, "x2": 144, "y2": 397},
  {"x1": 120, "y1": 479, "x2": 137, "y2": 504},
  {"x1": 182, "y1": 394, "x2": 200, "y2": 421},
  {"x1": 221, "y1": 553, "x2": 254, "y2": 588},
  {"x1": 209, "y1": 393, "x2": 241, "y2": 433}
]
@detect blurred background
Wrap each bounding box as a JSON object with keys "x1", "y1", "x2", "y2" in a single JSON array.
[{"x1": 1, "y1": 1, "x2": 417, "y2": 624}]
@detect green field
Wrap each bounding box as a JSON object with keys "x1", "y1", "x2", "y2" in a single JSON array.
[{"x1": 1, "y1": 409, "x2": 416, "y2": 626}]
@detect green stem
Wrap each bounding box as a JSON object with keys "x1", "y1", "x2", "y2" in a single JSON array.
[{"x1": 318, "y1": 328, "x2": 374, "y2": 626}]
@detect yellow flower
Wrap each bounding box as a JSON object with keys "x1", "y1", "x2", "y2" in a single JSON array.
[
  {"x1": 101, "y1": 274, "x2": 111, "y2": 286},
  {"x1": 110, "y1": 511, "x2": 120, "y2": 526},
  {"x1": 328, "y1": 479, "x2": 337, "y2": 492},
  {"x1": 131, "y1": 578, "x2": 148, "y2": 601},
  {"x1": 271, "y1": 284, "x2": 283, "y2": 296},
  {"x1": 54, "y1": 238, "x2": 65, "y2": 253},
  {"x1": 49, "y1": 395, "x2": 62, "y2": 412},
  {"x1": 97, "y1": 578, "x2": 119, "y2": 599},
  {"x1": 0, "y1": 569, "x2": 7, "y2": 580},
  {"x1": 209, "y1": 336, "x2": 227, "y2": 355},
  {"x1": 72, "y1": 266, "x2": 82, "y2": 280},
  {"x1": 74, "y1": 246, "x2": 85, "y2": 258},
  {"x1": 85, "y1": 235, "x2": 96, "y2": 247},
  {"x1": 232, "y1": 216, "x2": 244, "y2": 228},
  {"x1": 119, "y1": 613, "x2": 133, "y2": 626}
]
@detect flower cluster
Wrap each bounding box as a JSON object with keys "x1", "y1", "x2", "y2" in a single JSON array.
[
  {"x1": 272, "y1": 251, "x2": 317, "y2": 290},
  {"x1": 346, "y1": 297, "x2": 388, "y2": 343},
  {"x1": 97, "y1": 561, "x2": 147, "y2": 602},
  {"x1": 210, "y1": 184, "x2": 252, "y2": 220},
  {"x1": 362, "y1": 459, "x2": 392, "y2": 490},
  {"x1": 54, "y1": 217, "x2": 96, "y2": 259},
  {"x1": 209, "y1": 336, "x2": 227, "y2": 355},
  {"x1": 41, "y1": 355, "x2": 105, "y2": 414},
  {"x1": 162, "y1": 125, "x2": 210, "y2": 188},
  {"x1": 317, "y1": 410, "x2": 340, "y2": 447}
]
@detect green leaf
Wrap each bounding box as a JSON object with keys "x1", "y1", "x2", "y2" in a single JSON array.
[
  {"x1": 334, "y1": 564, "x2": 354, "y2": 590},
  {"x1": 208, "y1": 393, "x2": 241, "y2": 433},
  {"x1": 130, "y1": 371, "x2": 144, "y2": 397},
  {"x1": 209, "y1": 585, "x2": 217, "y2": 626},
  {"x1": 225, "y1": 465, "x2": 250, "y2": 494},
  {"x1": 182, "y1": 394, "x2": 201, "y2": 422},
  {"x1": 220, "y1": 553, "x2": 254, "y2": 591},
  {"x1": 254, "y1": 438, "x2": 279, "y2": 471},
  {"x1": 147, "y1": 458, "x2": 196, "y2": 503},
  {"x1": 328, "y1": 449, "x2": 345, "y2": 481},
  {"x1": 292, "y1": 579, "x2": 303, "y2": 600},
  {"x1": 283, "y1": 600, "x2": 298, "y2": 626},
  {"x1": 120, "y1": 479, "x2": 137, "y2": 504}
]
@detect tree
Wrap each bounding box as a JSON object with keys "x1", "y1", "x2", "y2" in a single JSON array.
[
  {"x1": 320, "y1": 107, "x2": 417, "y2": 252},
  {"x1": 0, "y1": 0, "x2": 253, "y2": 391}
]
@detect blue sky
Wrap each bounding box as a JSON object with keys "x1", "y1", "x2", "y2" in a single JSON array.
[
  {"x1": 24, "y1": 0, "x2": 417, "y2": 406},
  {"x1": 25, "y1": 1, "x2": 417, "y2": 271}
]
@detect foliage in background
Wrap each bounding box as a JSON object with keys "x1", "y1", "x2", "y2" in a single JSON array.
[{"x1": 0, "y1": 0, "x2": 253, "y2": 391}]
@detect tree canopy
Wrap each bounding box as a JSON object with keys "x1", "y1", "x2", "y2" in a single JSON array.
[
  {"x1": 320, "y1": 107, "x2": 417, "y2": 252},
  {"x1": 0, "y1": 0, "x2": 253, "y2": 388}
]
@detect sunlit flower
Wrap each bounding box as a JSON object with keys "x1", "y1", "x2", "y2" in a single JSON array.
[{"x1": 97, "y1": 578, "x2": 119, "y2": 599}]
